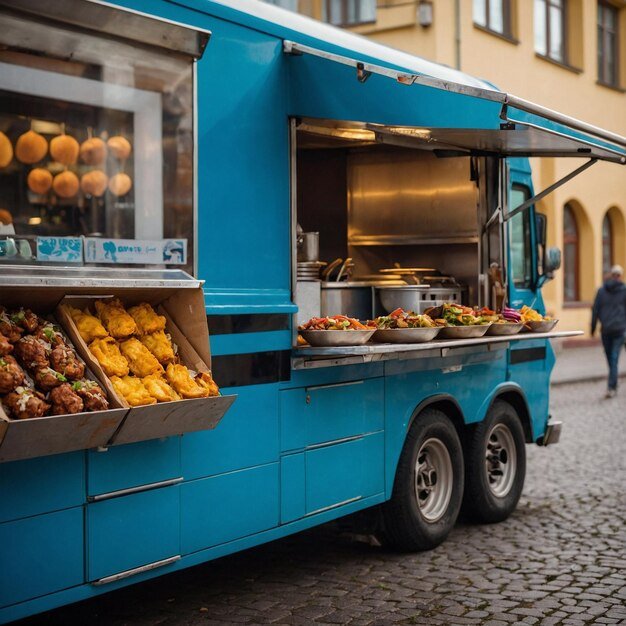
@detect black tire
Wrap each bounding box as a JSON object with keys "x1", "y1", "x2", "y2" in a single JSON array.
[
  {"x1": 462, "y1": 400, "x2": 526, "y2": 524},
  {"x1": 381, "y1": 408, "x2": 464, "y2": 552}
]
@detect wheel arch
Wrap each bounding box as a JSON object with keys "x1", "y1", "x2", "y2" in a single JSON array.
[
  {"x1": 485, "y1": 384, "x2": 534, "y2": 443},
  {"x1": 407, "y1": 393, "x2": 466, "y2": 441}
]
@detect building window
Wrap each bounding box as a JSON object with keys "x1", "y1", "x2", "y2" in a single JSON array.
[
  {"x1": 598, "y1": 1, "x2": 619, "y2": 87},
  {"x1": 563, "y1": 203, "x2": 579, "y2": 301},
  {"x1": 602, "y1": 212, "x2": 614, "y2": 275},
  {"x1": 535, "y1": 0, "x2": 566, "y2": 63},
  {"x1": 263, "y1": 0, "x2": 299, "y2": 10},
  {"x1": 473, "y1": 0, "x2": 512, "y2": 37},
  {"x1": 324, "y1": 0, "x2": 377, "y2": 27},
  {"x1": 509, "y1": 185, "x2": 534, "y2": 289}
]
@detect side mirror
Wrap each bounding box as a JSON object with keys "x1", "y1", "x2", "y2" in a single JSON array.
[{"x1": 544, "y1": 247, "x2": 561, "y2": 276}]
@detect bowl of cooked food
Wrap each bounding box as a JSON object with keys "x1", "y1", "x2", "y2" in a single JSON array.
[
  {"x1": 424, "y1": 303, "x2": 491, "y2": 339},
  {"x1": 369, "y1": 308, "x2": 441, "y2": 343},
  {"x1": 477, "y1": 306, "x2": 525, "y2": 335},
  {"x1": 298, "y1": 316, "x2": 375, "y2": 347},
  {"x1": 518, "y1": 305, "x2": 558, "y2": 333}
]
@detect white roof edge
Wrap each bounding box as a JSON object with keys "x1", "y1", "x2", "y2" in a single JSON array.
[{"x1": 208, "y1": 0, "x2": 495, "y2": 90}]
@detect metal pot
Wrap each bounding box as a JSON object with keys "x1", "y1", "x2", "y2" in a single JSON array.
[
  {"x1": 376, "y1": 285, "x2": 432, "y2": 314},
  {"x1": 321, "y1": 282, "x2": 374, "y2": 319},
  {"x1": 297, "y1": 231, "x2": 319, "y2": 262}
]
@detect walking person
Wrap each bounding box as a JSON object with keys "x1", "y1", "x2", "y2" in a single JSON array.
[{"x1": 591, "y1": 265, "x2": 626, "y2": 398}]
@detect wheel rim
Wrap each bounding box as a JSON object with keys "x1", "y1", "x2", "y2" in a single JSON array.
[
  {"x1": 414, "y1": 437, "x2": 453, "y2": 522},
  {"x1": 485, "y1": 423, "x2": 517, "y2": 498}
]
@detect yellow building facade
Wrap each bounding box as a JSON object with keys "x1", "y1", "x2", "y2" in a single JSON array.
[{"x1": 271, "y1": 0, "x2": 626, "y2": 337}]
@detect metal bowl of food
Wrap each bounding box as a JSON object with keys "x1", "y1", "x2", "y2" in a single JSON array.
[
  {"x1": 523, "y1": 319, "x2": 558, "y2": 333},
  {"x1": 372, "y1": 327, "x2": 441, "y2": 344},
  {"x1": 376, "y1": 285, "x2": 431, "y2": 314},
  {"x1": 299, "y1": 329, "x2": 375, "y2": 347},
  {"x1": 438, "y1": 324, "x2": 491, "y2": 339},
  {"x1": 486, "y1": 322, "x2": 525, "y2": 336}
]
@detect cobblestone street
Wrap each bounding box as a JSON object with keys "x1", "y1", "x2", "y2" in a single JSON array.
[{"x1": 20, "y1": 380, "x2": 626, "y2": 626}]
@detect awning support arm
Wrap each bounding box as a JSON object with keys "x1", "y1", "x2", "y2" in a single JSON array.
[{"x1": 504, "y1": 158, "x2": 598, "y2": 222}]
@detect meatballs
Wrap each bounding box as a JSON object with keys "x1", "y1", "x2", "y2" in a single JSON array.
[
  {"x1": 0, "y1": 355, "x2": 25, "y2": 394},
  {"x1": 50, "y1": 345, "x2": 85, "y2": 380},
  {"x1": 14, "y1": 336, "x2": 49, "y2": 370},
  {"x1": 0, "y1": 332, "x2": 12, "y2": 356},
  {"x1": 3, "y1": 387, "x2": 50, "y2": 420},
  {"x1": 32, "y1": 366, "x2": 67, "y2": 392},
  {"x1": 73, "y1": 380, "x2": 109, "y2": 412},
  {"x1": 0, "y1": 312, "x2": 23, "y2": 343},
  {"x1": 49, "y1": 383, "x2": 84, "y2": 415},
  {"x1": 11, "y1": 308, "x2": 41, "y2": 333}
]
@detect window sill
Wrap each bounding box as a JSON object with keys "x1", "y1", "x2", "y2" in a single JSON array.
[
  {"x1": 473, "y1": 24, "x2": 519, "y2": 45},
  {"x1": 336, "y1": 19, "x2": 376, "y2": 28},
  {"x1": 563, "y1": 301, "x2": 592, "y2": 309},
  {"x1": 596, "y1": 80, "x2": 626, "y2": 94},
  {"x1": 535, "y1": 53, "x2": 583, "y2": 75}
]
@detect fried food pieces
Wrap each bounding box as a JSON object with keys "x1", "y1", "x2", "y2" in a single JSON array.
[
  {"x1": 128, "y1": 303, "x2": 166, "y2": 335},
  {"x1": 68, "y1": 306, "x2": 108, "y2": 343},
  {"x1": 3, "y1": 387, "x2": 50, "y2": 420},
  {"x1": 111, "y1": 375, "x2": 156, "y2": 406},
  {"x1": 89, "y1": 337, "x2": 129, "y2": 377},
  {"x1": 14, "y1": 336, "x2": 49, "y2": 370},
  {"x1": 0, "y1": 332, "x2": 12, "y2": 356},
  {"x1": 195, "y1": 371, "x2": 220, "y2": 397},
  {"x1": 142, "y1": 374, "x2": 180, "y2": 403},
  {"x1": 140, "y1": 330, "x2": 175, "y2": 364},
  {"x1": 0, "y1": 356, "x2": 25, "y2": 394},
  {"x1": 165, "y1": 364, "x2": 210, "y2": 399},
  {"x1": 72, "y1": 380, "x2": 109, "y2": 412},
  {"x1": 49, "y1": 383, "x2": 84, "y2": 415},
  {"x1": 50, "y1": 345, "x2": 85, "y2": 380},
  {"x1": 95, "y1": 298, "x2": 137, "y2": 339},
  {"x1": 119, "y1": 338, "x2": 163, "y2": 378}
]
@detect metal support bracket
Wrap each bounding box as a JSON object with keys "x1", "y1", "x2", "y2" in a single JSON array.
[
  {"x1": 356, "y1": 62, "x2": 372, "y2": 83},
  {"x1": 504, "y1": 158, "x2": 598, "y2": 222}
]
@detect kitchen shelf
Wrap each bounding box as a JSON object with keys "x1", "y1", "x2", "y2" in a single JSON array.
[{"x1": 348, "y1": 235, "x2": 479, "y2": 246}]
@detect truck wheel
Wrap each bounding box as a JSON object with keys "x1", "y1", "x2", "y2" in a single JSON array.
[
  {"x1": 382, "y1": 408, "x2": 464, "y2": 551},
  {"x1": 463, "y1": 400, "x2": 526, "y2": 523}
]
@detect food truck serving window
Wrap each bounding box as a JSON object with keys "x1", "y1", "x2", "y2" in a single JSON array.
[{"x1": 0, "y1": 6, "x2": 197, "y2": 272}]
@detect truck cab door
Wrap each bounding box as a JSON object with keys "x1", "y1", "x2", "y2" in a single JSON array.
[{"x1": 506, "y1": 165, "x2": 546, "y2": 314}]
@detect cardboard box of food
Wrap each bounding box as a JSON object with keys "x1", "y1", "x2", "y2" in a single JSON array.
[
  {"x1": 0, "y1": 311, "x2": 127, "y2": 463},
  {"x1": 56, "y1": 289, "x2": 235, "y2": 446}
]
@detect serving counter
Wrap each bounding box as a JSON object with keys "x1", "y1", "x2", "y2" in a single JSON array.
[{"x1": 292, "y1": 330, "x2": 582, "y2": 369}]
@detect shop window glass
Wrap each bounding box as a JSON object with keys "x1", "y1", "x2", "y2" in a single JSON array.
[
  {"x1": 535, "y1": 0, "x2": 566, "y2": 63},
  {"x1": 602, "y1": 213, "x2": 614, "y2": 275},
  {"x1": 509, "y1": 185, "x2": 533, "y2": 289},
  {"x1": 324, "y1": 0, "x2": 376, "y2": 27},
  {"x1": 0, "y1": 10, "x2": 194, "y2": 272},
  {"x1": 563, "y1": 203, "x2": 579, "y2": 301},
  {"x1": 473, "y1": 0, "x2": 512, "y2": 36},
  {"x1": 598, "y1": 1, "x2": 619, "y2": 87}
]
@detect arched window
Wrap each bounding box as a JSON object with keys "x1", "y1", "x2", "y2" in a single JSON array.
[
  {"x1": 563, "y1": 204, "x2": 579, "y2": 301},
  {"x1": 602, "y1": 213, "x2": 613, "y2": 275}
]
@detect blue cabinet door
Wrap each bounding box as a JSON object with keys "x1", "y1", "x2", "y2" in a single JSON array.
[
  {"x1": 305, "y1": 432, "x2": 384, "y2": 515},
  {"x1": 87, "y1": 437, "x2": 181, "y2": 497},
  {"x1": 181, "y1": 462, "x2": 279, "y2": 554},
  {"x1": 87, "y1": 486, "x2": 180, "y2": 581},
  {"x1": 0, "y1": 508, "x2": 84, "y2": 607},
  {"x1": 0, "y1": 452, "x2": 85, "y2": 523},
  {"x1": 280, "y1": 378, "x2": 384, "y2": 452}
]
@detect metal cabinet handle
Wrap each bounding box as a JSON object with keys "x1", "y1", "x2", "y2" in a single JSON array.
[{"x1": 92, "y1": 555, "x2": 181, "y2": 586}]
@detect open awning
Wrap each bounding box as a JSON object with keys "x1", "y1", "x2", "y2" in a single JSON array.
[{"x1": 285, "y1": 41, "x2": 626, "y2": 165}]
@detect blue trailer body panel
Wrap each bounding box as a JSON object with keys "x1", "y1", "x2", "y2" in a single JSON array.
[{"x1": 0, "y1": 0, "x2": 586, "y2": 621}]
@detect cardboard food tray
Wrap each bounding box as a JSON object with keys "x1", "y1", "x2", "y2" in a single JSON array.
[
  {"x1": 0, "y1": 315, "x2": 127, "y2": 463},
  {"x1": 56, "y1": 295, "x2": 236, "y2": 447}
]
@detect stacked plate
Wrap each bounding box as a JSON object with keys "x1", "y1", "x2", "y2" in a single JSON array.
[{"x1": 297, "y1": 261, "x2": 325, "y2": 281}]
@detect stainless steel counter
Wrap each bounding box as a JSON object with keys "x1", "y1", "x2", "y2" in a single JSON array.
[{"x1": 292, "y1": 330, "x2": 582, "y2": 369}]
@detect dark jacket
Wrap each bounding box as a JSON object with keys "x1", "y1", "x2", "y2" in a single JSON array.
[{"x1": 591, "y1": 278, "x2": 626, "y2": 335}]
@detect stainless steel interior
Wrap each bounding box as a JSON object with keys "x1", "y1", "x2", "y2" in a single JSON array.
[{"x1": 294, "y1": 117, "x2": 501, "y2": 329}]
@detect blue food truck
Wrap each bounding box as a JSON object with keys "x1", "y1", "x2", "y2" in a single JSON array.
[{"x1": 0, "y1": 0, "x2": 624, "y2": 622}]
